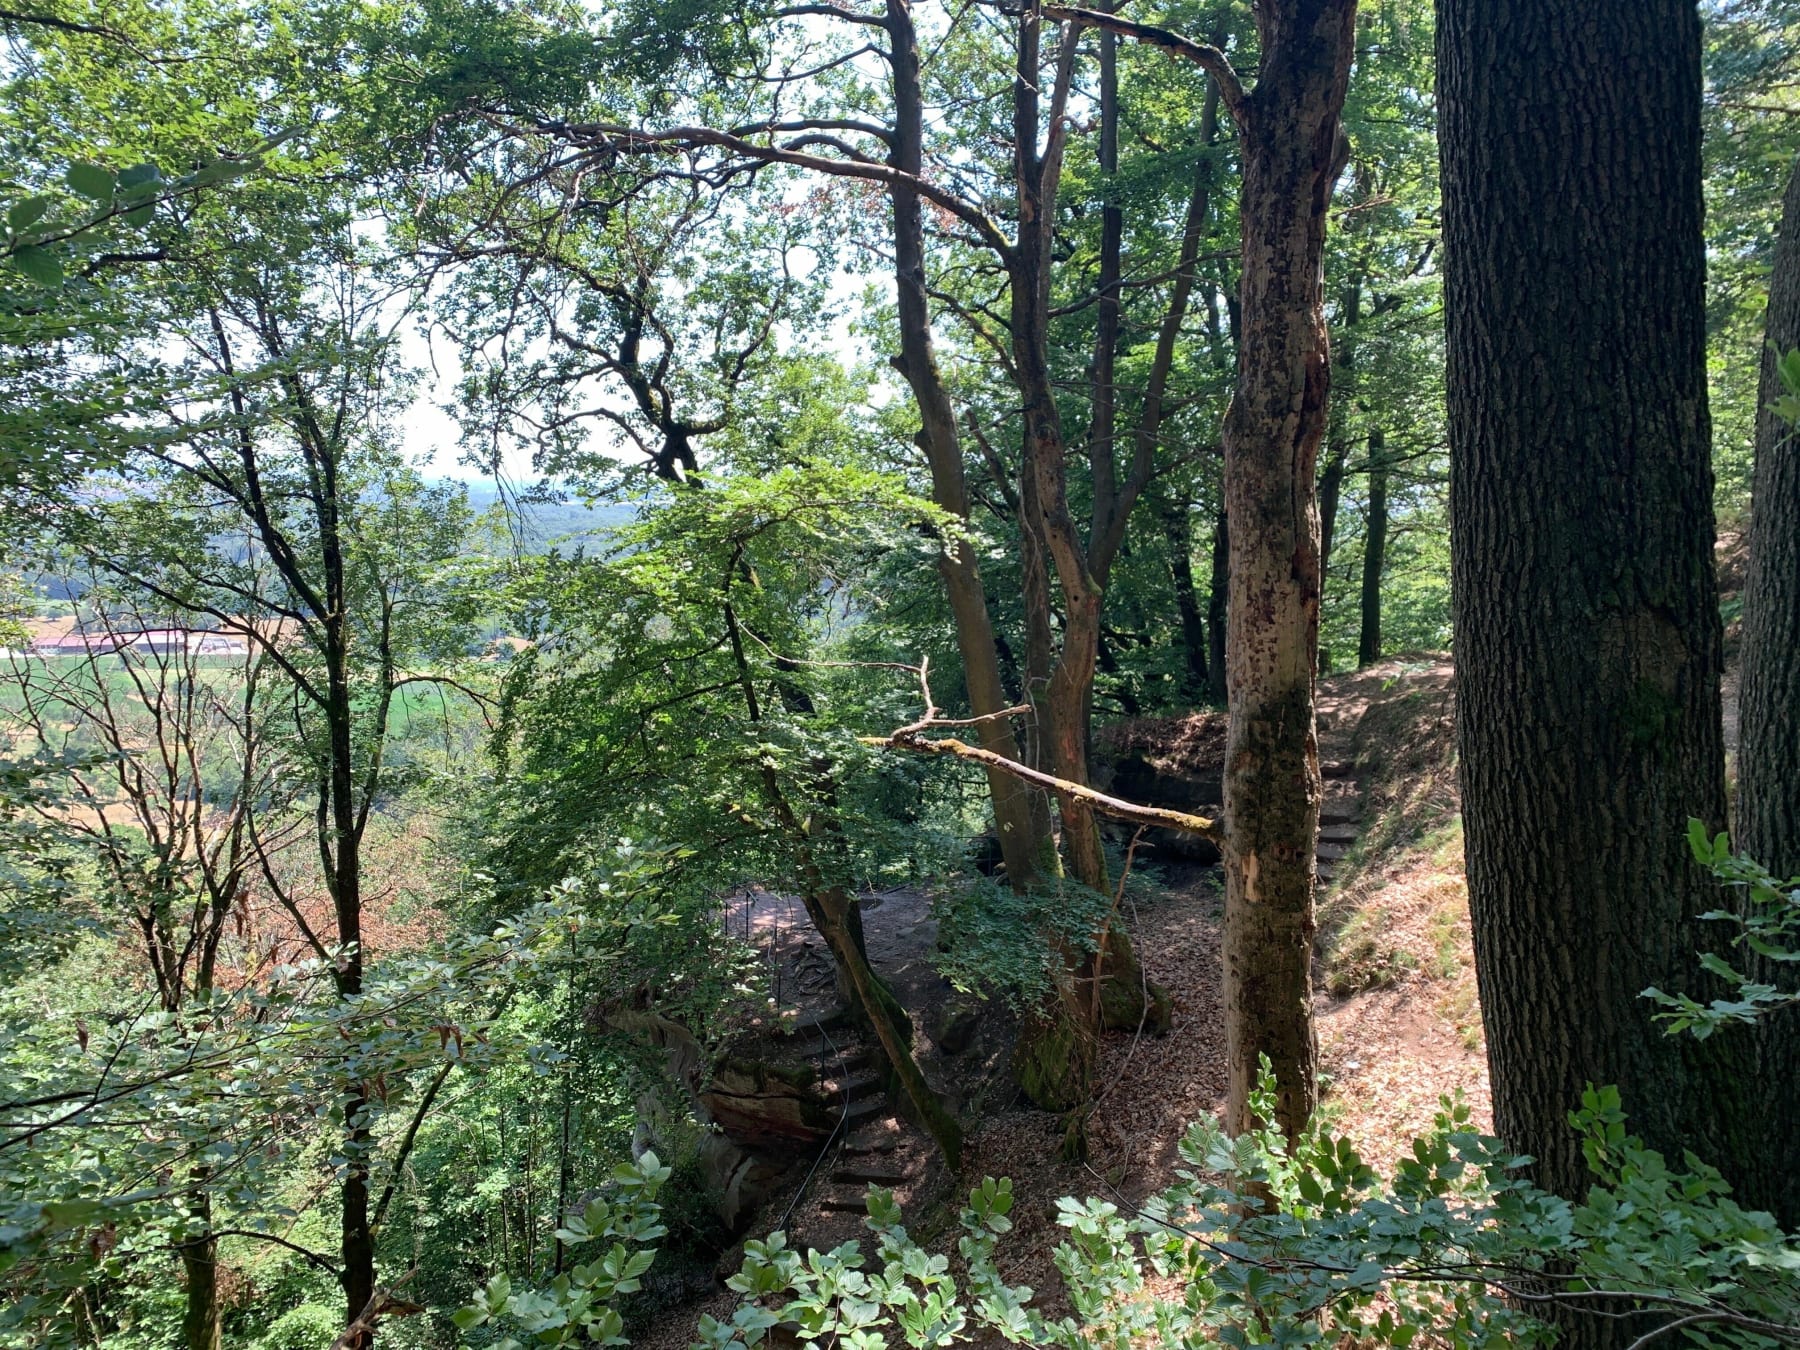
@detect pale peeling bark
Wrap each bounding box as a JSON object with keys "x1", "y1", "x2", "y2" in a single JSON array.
[{"x1": 1219, "y1": 0, "x2": 1357, "y2": 1142}]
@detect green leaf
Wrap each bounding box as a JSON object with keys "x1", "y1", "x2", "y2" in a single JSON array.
[
  {"x1": 193, "y1": 157, "x2": 254, "y2": 187},
  {"x1": 1687, "y1": 817, "x2": 1710, "y2": 865},
  {"x1": 115, "y1": 163, "x2": 161, "y2": 194},
  {"x1": 450, "y1": 1305, "x2": 486, "y2": 1331},
  {"x1": 7, "y1": 196, "x2": 51, "y2": 232},
  {"x1": 11, "y1": 245, "x2": 63, "y2": 288},
  {"x1": 65, "y1": 162, "x2": 116, "y2": 200}
]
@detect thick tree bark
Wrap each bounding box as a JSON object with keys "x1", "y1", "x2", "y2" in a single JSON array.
[
  {"x1": 1357, "y1": 428, "x2": 1387, "y2": 668},
  {"x1": 1439, "y1": 0, "x2": 1767, "y2": 1248},
  {"x1": 884, "y1": 0, "x2": 1050, "y2": 887},
  {"x1": 1740, "y1": 154, "x2": 1800, "y2": 883},
  {"x1": 1219, "y1": 0, "x2": 1356, "y2": 1141},
  {"x1": 1738, "y1": 153, "x2": 1800, "y2": 1227}
]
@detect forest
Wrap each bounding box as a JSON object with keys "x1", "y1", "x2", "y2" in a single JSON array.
[{"x1": 1, "y1": 0, "x2": 1798, "y2": 1347}]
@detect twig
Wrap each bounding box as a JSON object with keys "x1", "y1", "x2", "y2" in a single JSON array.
[
  {"x1": 866, "y1": 732, "x2": 1221, "y2": 842},
  {"x1": 330, "y1": 1272, "x2": 424, "y2": 1350}
]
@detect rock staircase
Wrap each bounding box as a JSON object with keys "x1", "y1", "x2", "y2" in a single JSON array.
[
  {"x1": 784, "y1": 1010, "x2": 923, "y2": 1218},
  {"x1": 1316, "y1": 765, "x2": 1362, "y2": 884}
]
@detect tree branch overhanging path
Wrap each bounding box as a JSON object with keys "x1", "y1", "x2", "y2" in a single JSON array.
[
  {"x1": 506, "y1": 0, "x2": 1356, "y2": 1140},
  {"x1": 861, "y1": 657, "x2": 1224, "y2": 843}
]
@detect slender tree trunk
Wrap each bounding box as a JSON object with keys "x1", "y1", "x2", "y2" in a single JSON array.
[
  {"x1": 1317, "y1": 436, "x2": 1347, "y2": 609},
  {"x1": 1738, "y1": 153, "x2": 1800, "y2": 1227},
  {"x1": 1220, "y1": 0, "x2": 1356, "y2": 1142},
  {"x1": 180, "y1": 1191, "x2": 221, "y2": 1350},
  {"x1": 883, "y1": 0, "x2": 1051, "y2": 887},
  {"x1": 1357, "y1": 428, "x2": 1387, "y2": 668},
  {"x1": 724, "y1": 592, "x2": 962, "y2": 1162},
  {"x1": 1017, "y1": 463, "x2": 1060, "y2": 852},
  {"x1": 1163, "y1": 496, "x2": 1211, "y2": 700},
  {"x1": 1086, "y1": 16, "x2": 1124, "y2": 563},
  {"x1": 1207, "y1": 510, "x2": 1229, "y2": 707},
  {"x1": 1011, "y1": 21, "x2": 1108, "y2": 902},
  {"x1": 1006, "y1": 11, "x2": 1133, "y2": 1120},
  {"x1": 1439, "y1": 0, "x2": 1767, "y2": 1255},
  {"x1": 325, "y1": 635, "x2": 377, "y2": 1337}
]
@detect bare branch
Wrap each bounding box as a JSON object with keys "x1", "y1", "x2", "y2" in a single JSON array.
[
  {"x1": 1039, "y1": 3, "x2": 1248, "y2": 127},
  {"x1": 539, "y1": 119, "x2": 1017, "y2": 263}
]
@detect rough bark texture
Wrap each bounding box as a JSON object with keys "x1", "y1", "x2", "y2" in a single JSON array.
[
  {"x1": 1740, "y1": 153, "x2": 1800, "y2": 883},
  {"x1": 1220, "y1": 0, "x2": 1356, "y2": 1141},
  {"x1": 1738, "y1": 152, "x2": 1800, "y2": 1227},
  {"x1": 884, "y1": 0, "x2": 1050, "y2": 887},
  {"x1": 1357, "y1": 428, "x2": 1387, "y2": 668},
  {"x1": 1439, "y1": 0, "x2": 1767, "y2": 1236}
]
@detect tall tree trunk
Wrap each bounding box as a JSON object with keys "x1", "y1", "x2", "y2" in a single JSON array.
[
  {"x1": 1220, "y1": 0, "x2": 1356, "y2": 1142},
  {"x1": 1439, "y1": 0, "x2": 1767, "y2": 1253},
  {"x1": 324, "y1": 613, "x2": 377, "y2": 1340},
  {"x1": 1005, "y1": 10, "x2": 1158, "y2": 1121},
  {"x1": 1163, "y1": 496, "x2": 1211, "y2": 700},
  {"x1": 1740, "y1": 153, "x2": 1800, "y2": 883},
  {"x1": 1738, "y1": 152, "x2": 1800, "y2": 1227},
  {"x1": 884, "y1": 0, "x2": 1051, "y2": 887},
  {"x1": 1017, "y1": 458, "x2": 1061, "y2": 852},
  {"x1": 1317, "y1": 436, "x2": 1347, "y2": 612},
  {"x1": 1317, "y1": 280, "x2": 1360, "y2": 607},
  {"x1": 180, "y1": 1190, "x2": 220, "y2": 1350},
  {"x1": 1207, "y1": 510, "x2": 1229, "y2": 707},
  {"x1": 1357, "y1": 428, "x2": 1387, "y2": 668},
  {"x1": 1012, "y1": 13, "x2": 1107, "y2": 902}
]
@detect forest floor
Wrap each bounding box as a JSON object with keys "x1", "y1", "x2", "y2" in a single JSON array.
[{"x1": 641, "y1": 656, "x2": 1481, "y2": 1347}]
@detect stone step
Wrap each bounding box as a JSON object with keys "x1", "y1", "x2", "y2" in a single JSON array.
[
  {"x1": 791, "y1": 1041, "x2": 871, "y2": 1072},
  {"x1": 792, "y1": 1029, "x2": 867, "y2": 1065},
  {"x1": 823, "y1": 1072, "x2": 885, "y2": 1104},
  {"x1": 1319, "y1": 800, "x2": 1359, "y2": 826},
  {"x1": 844, "y1": 1122, "x2": 903, "y2": 1154},
  {"x1": 793, "y1": 1006, "x2": 851, "y2": 1037},
  {"x1": 820, "y1": 1188, "x2": 873, "y2": 1214},
  {"x1": 1315, "y1": 841, "x2": 1351, "y2": 863},
  {"x1": 831, "y1": 1160, "x2": 912, "y2": 1186},
  {"x1": 840, "y1": 1097, "x2": 891, "y2": 1129},
  {"x1": 1318, "y1": 823, "x2": 1358, "y2": 843},
  {"x1": 1320, "y1": 761, "x2": 1356, "y2": 780}
]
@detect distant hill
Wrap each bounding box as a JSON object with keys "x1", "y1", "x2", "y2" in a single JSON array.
[{"x1": 459, "y1": 483, "x2": 637, "y2": 554}]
